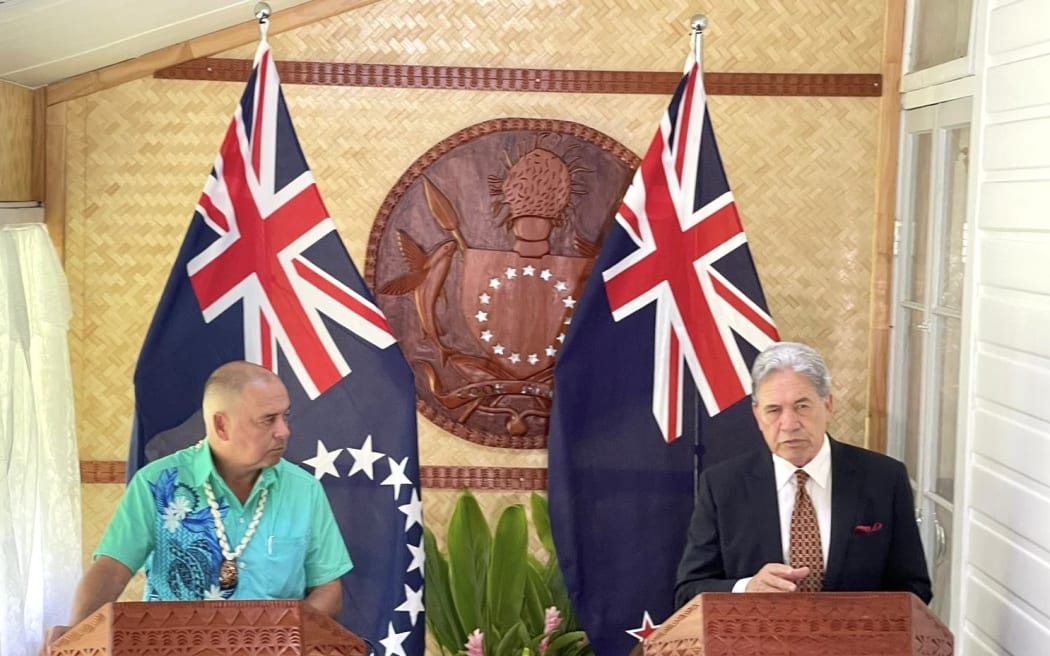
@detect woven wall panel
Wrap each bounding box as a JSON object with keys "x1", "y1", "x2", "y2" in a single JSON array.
[
  {"x1": 710, "y1": 94, "x2": 879, "y2": 446},
  {"x1": 64, "y1": 0, "x2": 883, "y2": 584},
  {"x1": 64, "y1": 76, "x2": 873, "y2": 459},
  {"x1": 219, "y1": 0, "x2": 883, "y2": 75},
  {"x1": 0, "y1": 81, "x2": 35, "y2": 200}
]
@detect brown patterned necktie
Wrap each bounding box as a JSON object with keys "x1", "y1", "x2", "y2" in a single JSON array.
[{"x1": 789, "y1": 469, "x2": 824, "y2": 592}]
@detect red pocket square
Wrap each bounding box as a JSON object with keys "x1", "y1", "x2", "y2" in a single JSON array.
[{"x1": 854, "y1": 522, "x2": 883, "y2": 534}]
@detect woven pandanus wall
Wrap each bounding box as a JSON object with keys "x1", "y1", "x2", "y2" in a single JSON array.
[{"x1": 63, "y1": 0, "x2": 888, "y2": 630}]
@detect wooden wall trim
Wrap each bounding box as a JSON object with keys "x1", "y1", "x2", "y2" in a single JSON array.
[
  {"x1": 31, "y1": 88, "x2": 46, "y2": 201},
  {"x1": 81, "y1": 461, "x2": 548, "y2": 490},
  {"x1": 866, "y1": 0, "x2": 906, "y2": 454},
  {"x1": 44, "y1": 0, "x2": 383, "y2": 106},
  {"x1": 155, "y1": 59, "x2": 882, "y2": 97},
  {"x1": 44, "y1": 103, "x2": 66, "y2": 260}
]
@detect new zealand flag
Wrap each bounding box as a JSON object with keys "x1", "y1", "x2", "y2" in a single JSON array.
[
  {"x1": 127, "y1": 39, "x2": 423, "y2": 656},
  {"x1": 547, "y1": 51, "x2": 779, "y2": 656}
]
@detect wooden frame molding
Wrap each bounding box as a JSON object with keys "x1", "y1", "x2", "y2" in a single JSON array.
[
  {"x1": 155, "y1": 58, "x2": 882, "y2": 97},
  {"x1": 865, "y1": 0, "x2": 906, "y2": 454},
  {"x1": 81, "y1": 461, "x2": 548, "y2": 490}
]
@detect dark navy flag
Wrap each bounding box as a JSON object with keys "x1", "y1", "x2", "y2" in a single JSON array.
[
  {"x1": 127, "y1": 39, "x2": 423, "y2": 656},
  {"x1": 547, "y1": 51, "x2": 779, "y2": 656}
]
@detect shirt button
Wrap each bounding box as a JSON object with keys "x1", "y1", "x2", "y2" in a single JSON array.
[
  {"x1": 239, "y1": 562, "x2": 246, "y2": 569},
  {"x1": 240, "y1": 518, "x2": 246, "y2": 524}
]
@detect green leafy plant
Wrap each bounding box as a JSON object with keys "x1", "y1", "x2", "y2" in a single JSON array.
[{"x1": 424, "y1": 491, "x2": 592, "y2": 656}]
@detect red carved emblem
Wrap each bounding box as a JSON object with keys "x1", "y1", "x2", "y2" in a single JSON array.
[{"x1": 366, "y1": 119, "x2": 638, "y2": 448}]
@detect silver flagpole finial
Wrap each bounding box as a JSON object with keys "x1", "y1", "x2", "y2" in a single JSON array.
[
  {"x1": 254, "y1": 2, "x2": 270, "y2": 39},
  {"x1": 254, "y1": 2, "x2": 271, "y2": 23},
  {"x1": 690, "y1": 14, "x2": 707, "y2": 69}
]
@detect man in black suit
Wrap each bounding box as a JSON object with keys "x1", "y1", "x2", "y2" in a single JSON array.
[{"x1": 674, "y1": 342, "x2": 931, "y2": 607}]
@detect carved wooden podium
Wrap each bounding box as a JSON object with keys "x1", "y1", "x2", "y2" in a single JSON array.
[
  {"x1": 644, "y1": 592, "x2": 953, "y2": 656},
  {"x1": 48, "y1": 601, "x2": 367, "y2": 656}
]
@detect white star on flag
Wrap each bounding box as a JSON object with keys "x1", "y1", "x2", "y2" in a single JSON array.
[
  {"x1": 380, "y1": 622, "x2": 411, "y2": 656},
  {"x1": 509, "y1": 353, "x2": 521, "y2": 364},
  {"x1": 398, "y1": 489, "x2": 423, "y2": 531},
  {"x1": 481, "y1": 330, "x2": 493, "y2": 342},
  {"x1": 522, "y1": 265, "x2": 535, "y2": 276},
  {"x1": 505, "y1": 267, "x2": 517, "y2": 279},
  {"x1": 381, "y1": 456, "x2": 412, "y2": 500},
  {"x1": 394, "y1": 584, "x2": 425, "y2": 626},
  {"x1": 345, "y1": 434, "x2": 385, "y2": 480},
  {"x1": 479, "y1": 293, "x2": 491, "y2": 304},
  {"x1": 475, "y1": 310, "x2": 488, "y2": 322},
  {"x1": 563, "y1": 296, "x2": 576, "y2": 308},
  {"x1": 545, "y1": 345, "x2": 557, "y2": 357},
  {"x1": 554, "y1": 281, "x2": 568, "y2": 291},
  {"x1": 406, "y1": 539, "x2": 425, "y2": 575},
  {"x1": 489, "y1": 278, "x2": 501, "y2": 289},
  {"x1": 540, "y1": 269, "x2": 552, "y2": 281},
  {"x1": 493, "y1": 344, "x2": 505, "y2": 355},
  {"x1": 302, "y1": 440, "x2": 342, "y2": 480}
]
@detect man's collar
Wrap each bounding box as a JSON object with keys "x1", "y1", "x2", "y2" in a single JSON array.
[
  {"x1": 772, "y1": 433, "x2": 831, "y2": 490},
  {"x1": 189, "y1": 439, "x2": 280, "y2": 490}
]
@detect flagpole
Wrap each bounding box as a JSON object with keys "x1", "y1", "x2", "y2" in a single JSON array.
[{"x1": 690, "y1": 13, "x2": 708, "y2": 498}]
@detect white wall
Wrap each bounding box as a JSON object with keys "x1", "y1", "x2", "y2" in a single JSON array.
[{"x1": 959, "y1": 0, "x2": 1050, "y2": 653}]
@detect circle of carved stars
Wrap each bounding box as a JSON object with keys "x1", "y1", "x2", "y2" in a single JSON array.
[{"x1": 472, "y1": 265, "x2": 576, "y2": 366}]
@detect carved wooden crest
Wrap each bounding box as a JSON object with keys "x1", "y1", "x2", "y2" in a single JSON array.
[{"x1": 366, "y1": 118, "x2": 638, "y2": 448}]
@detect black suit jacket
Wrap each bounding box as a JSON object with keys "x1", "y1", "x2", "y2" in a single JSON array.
[{"x1": 674, "y1": 437, "x2": 932, "y2": 607}]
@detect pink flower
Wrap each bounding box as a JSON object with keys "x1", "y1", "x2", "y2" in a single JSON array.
[
  {"x1": 465, "y1": 629, "x2": 484, "y2": 656},
  {"x1": 539, "y1": 607, "x2": 562, "y2": 656}
]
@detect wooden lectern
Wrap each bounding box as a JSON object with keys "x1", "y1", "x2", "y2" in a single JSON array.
[
  {"x1": 48, "y1": 600, "x2": 367, "y2": 656},
  {"x1": 644, "y1": 592, "x2": 953, "y2": 656}
]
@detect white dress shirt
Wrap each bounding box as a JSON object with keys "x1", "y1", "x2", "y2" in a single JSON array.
[
  {"x1": 732, "y1": 434, "x2": 833, "y2": 592},
  {"x1": 774, "y1": 434, "x2": 832, "y2": 567}
]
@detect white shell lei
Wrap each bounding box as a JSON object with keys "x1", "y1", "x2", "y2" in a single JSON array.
[{"x1": 203, "y1": 480, "x2": 268, "y2": 561}]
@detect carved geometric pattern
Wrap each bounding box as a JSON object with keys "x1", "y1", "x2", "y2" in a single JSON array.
[
  {"x1": 82, "y1": 461, "x2": 548, "y2": 489},
  {"x1": 50, "y1": 601, "x2": 366, "y2": 656},
  {"x1": 644, "y1": 593, "x2": 953, "y2": 656},
  {"x1": 156, "y1": 59, "x2": 881, "y2": 98}
]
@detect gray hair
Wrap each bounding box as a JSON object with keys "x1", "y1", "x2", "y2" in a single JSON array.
[{"x1": 750, "y1": 342, "x2": 832, "y2": 400}]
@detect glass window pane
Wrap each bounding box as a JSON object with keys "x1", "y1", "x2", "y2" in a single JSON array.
[
  {"x1": 931, "y1": 506, "x2": 953, "y2": 623},
  {"x1": 901, "y1": 310, "x2": 926, "y2": 481},
  {"x1": 938, "y1": 126, "x2": 970, "y2": 311},
  {"x1": 906, "y1": 133, "x2": 933, "y2": 305},
  {"x1": 909, "y1": 0, "x2": 974, "y2": 71},
  {"x1": 934, "y1": 317, "x2": 960, "y2": 502}
]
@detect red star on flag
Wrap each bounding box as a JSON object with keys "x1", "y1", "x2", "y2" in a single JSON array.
[{"x1": 626, "y1": 611, "x2": 660, "y2": 643}]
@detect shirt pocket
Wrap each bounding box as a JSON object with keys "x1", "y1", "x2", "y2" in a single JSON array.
[{"x1": 265, "y1": 536, "x2": 308, "y2": 599}]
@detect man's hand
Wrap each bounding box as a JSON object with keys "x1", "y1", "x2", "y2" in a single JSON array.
[
  {"x1": 744, "y1": 563, "x2": 811, "y2": 592},
  {"x1": 304, "y1": 579, "x2": 343, "y2": 618}
]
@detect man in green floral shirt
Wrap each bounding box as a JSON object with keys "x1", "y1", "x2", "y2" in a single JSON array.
[{"x1": 46, "y1": 362, "x2": 352, "y2": 647}]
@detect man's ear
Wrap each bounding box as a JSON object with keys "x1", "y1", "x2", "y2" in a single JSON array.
[
  {"x1": 824, "y1": 394, "x2": 834, "y2": 416},
  {"x1": 211, "y1": 411, "x2": 231, "y2": 441}
]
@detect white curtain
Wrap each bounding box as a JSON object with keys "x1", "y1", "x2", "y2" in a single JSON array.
[{"x1": 0, "y1": 223, "x2": 81, "y2": 656}]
